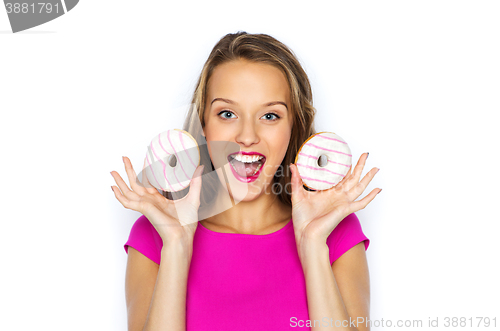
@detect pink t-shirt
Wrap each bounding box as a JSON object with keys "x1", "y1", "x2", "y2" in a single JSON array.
[{"x1": 124, "y1": 213, "x2": 369, "y2": 330}]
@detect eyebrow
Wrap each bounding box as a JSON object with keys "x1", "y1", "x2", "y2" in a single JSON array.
[{"x1": 211, "y1": 97, "x2": 288, "y2": 110}]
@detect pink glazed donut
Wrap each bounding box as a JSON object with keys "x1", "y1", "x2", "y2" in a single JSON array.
[
  {"x1": 294, "y1": 131, "x2": 352, "y2": 191},
  {"x1": 145, "y1": 129, "x2": 200, "y2": 192}
]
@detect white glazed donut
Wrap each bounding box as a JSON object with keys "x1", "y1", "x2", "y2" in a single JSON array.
[
  {"x1": 145, "y1": 129, "x2": 200, "y2": 192},
  {"x1": 294, "y1": 131, "x2": 352, "y2": 191}
]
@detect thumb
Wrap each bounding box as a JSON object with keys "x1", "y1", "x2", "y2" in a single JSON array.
[
  {"x1": 289, "y1": 163, "x2": 305, "y2": 205},
  {"x1": 187, "y1": 165, "x2": 205, "y2": 206}
]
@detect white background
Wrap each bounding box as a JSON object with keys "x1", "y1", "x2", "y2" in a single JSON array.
[{"x1": 1, "y1": 1, "x2": 499, "y2": 330}]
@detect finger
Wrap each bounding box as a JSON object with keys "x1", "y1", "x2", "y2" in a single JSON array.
[
  {"x1": 186, "y1": 165, "x2": 205, "y2": 208},
  {"x1": 349, "y1": 167, "x2": 380, "y2": 199},
  {"x1": 350, "y1": 188, "x2": 382, "y2": 212},
  {"x1": 111, "y1": 185, "x2": 140, "y2": 210},
  {"x1": 290, "y1": 163, "x2": 305, "y2": 205},
  {"x1": 123, "y1": 156, "x2": 146, "y2": 194},
  {"x1": 349, "y1": 153, "x2": 369, "y2": 188},
  {"x1": 334, "y1": 165, "x2": 352, "y2": 189},
  {"x1": 110, "y1": 170, "x2": 134, "y2": 197}
]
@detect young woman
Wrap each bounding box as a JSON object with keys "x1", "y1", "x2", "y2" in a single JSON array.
[{"x1": 111, "y1": 31, "x2": 381, "y2": 331}]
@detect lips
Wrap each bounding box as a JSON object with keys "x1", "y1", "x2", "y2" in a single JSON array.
[{"x1": 227, "y1": 152, "x2": 266, "y2": 183}]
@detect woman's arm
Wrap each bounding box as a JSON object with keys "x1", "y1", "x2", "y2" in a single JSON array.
[
  {"x1": 125, "y1": 242, "x2": 192, "y2": 331},
  {"x1": 113, "y1": 157, "x2": 205, "y2": 330},
  {"x1": 289, "y1": 154, "x2": 378, "y2": 330},
  {"x1": 125, "y1": 247, "x2": 158, "y2": 331},
  {"x1": 299, "y1": 241, "x2": 370, "y2": 331}
]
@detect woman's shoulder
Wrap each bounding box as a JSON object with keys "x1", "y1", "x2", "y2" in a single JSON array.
[
  {"x1": 124, "y1": 215, "x2": 163, "y2": 264},
  {"x1": 326, "y1": 213, "x2": 370, "y2": 264}
]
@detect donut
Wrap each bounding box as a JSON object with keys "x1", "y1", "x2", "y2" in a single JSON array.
[
  {"x1": 294, "y1": 131, "x2": 352, "y2": 191},
  {"x1": 145, "y1": 129, "x2": 200, "y2": 192}
]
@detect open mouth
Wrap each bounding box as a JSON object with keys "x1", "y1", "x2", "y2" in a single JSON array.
[{"x1": 227, "y1": 153, "x2": 266, "y2": 179}]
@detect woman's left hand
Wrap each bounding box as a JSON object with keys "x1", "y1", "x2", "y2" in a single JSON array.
[{"x1": 290, "y1": 152, "x2": 381, "y2": 247}]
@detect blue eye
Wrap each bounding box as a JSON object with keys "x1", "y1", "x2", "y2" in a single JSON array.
[
  {"x1": 218, "y1": 110, "x2": 236, "y2": 119},
  {"x1": 261, "y1": 113, "x2": 280, "y2": 121},
  {"x1": 217, "y1": 110, "x2": 280, "y2": 121}
]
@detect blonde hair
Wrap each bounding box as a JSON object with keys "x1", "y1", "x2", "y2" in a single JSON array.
[{"x1": 164, "y1": 31, "x2": 316, "y2": 207}]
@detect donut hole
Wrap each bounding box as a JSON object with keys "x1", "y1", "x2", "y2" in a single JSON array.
[
  {"x1": 168, "y1": 155, "x2": 177, "y2": 167},
  {"x1": 317, "y1": 154, "x2": 328, "y2": 168}
]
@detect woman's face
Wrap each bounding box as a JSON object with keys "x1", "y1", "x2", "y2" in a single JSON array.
[{"x1": 203, "y1": 59, "x2": 293, "y2": 202}]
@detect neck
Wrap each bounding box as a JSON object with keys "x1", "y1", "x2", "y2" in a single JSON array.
[{"x1": 202, "y1": 180, "x2": 292, "y2": 234}]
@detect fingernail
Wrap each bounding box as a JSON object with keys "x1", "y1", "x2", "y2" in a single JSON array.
[
  {"x1": 197, "y1": 165, "x2": 204, "y2": 176},
  {"x1": 111, "y1": 186, "x2": 114, "y2": 192},
  {"x1": 377, "y1": 189, "x2": 382, "y2": 194},
  {"x1": 367, "y1": 152, "x2": 370, "y2": 158}
]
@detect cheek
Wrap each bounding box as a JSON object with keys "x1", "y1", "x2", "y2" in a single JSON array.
[
  {"x1": 274, "y1": 128, "x2": 292, "y2": 154},
  {"x1": 204, "y1": 122, "x2": 231, "y2": 142},
  {"x1": 265, "y1": 131, "x2": 291, "y2": 171}
]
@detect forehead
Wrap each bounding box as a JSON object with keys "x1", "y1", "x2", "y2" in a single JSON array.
[{"x1": 206, "y1": 59, "x2": 290, "y2": 103}]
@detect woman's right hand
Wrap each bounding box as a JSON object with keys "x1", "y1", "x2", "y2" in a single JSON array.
[{"x1": 111, "y1": 156, "x2": 204, "y2": 245}]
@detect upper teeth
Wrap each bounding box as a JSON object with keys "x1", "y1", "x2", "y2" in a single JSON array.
[{"x1": 231, "y1": 154, "x2": 264, "y2": 163}]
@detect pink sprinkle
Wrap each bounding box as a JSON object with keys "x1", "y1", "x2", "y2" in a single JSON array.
[
  {"x1": 298, "y1": 152, "x2": 350, "y2": 167},
  {"x1": 153, "y1": 135, "x2": 174, "y2": 191},
  {"x1": 327, "y1": 159, "x2": 351, "y2": 167},
  {"x1": 298, "y1": 152, "x2": 318, "y2": 160},
  {"x1": 148, "y1": 149, "x2": 174, "y2": 191},
  {"x1": 146, "y1": 152, "x2": 167, "y2": 191},
  {"x1": 150, "y1": 140, "x2": 166, "y2": 169},
  {"x1": 296, "y1": 163, "x2": 345, "y2": 177},
  {"x1": 157, "y1": 132, "x2": 171, "y2": 155},
  {"x1": 166, "y1": 130, "x2": 183, "y2": 186},
  {"x1": 301, "y1": 175, "x2": 336, "y2": 186},
  {"x1": 316, "y1": 134, "x2": 347, "y2": 144},
  {"x1": 171, "y1": 132, "x2": 191, "y2": 181},
  {"x1": 305, "y1": 143, "x2": 352, "y2": 156},
  {"x1": 179, "y1": 131, "x2": 197, "y2": 168}
]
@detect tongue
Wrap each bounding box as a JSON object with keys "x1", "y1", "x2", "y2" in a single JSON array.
[{"x1": 231, "y1": 159, "x2": 261, "y2": 177}]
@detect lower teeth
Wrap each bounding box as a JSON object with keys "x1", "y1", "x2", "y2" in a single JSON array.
[{"x1": 253, "y1": 163, "x2": 263, "y2": 175}]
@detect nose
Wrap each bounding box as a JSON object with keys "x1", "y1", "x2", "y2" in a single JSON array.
[{"x1": 235, "y1": 121, "x2": 260, "y2": 147}]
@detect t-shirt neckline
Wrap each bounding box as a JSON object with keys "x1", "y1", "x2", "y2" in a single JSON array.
[{"x1": 197, "y1": 218, "x2": 293, "y2": 237}]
